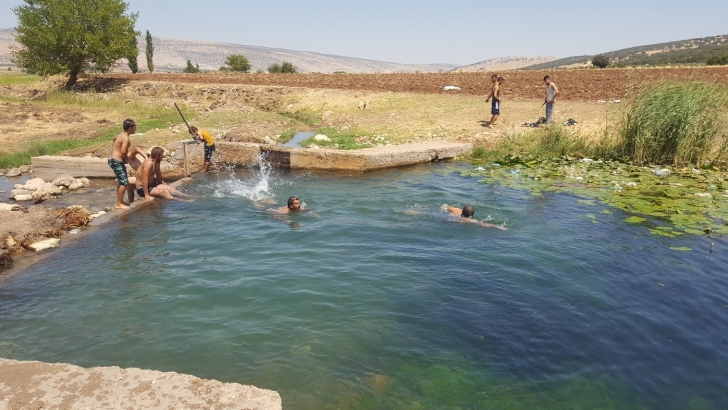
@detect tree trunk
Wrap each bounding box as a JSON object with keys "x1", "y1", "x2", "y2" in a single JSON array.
[{"x1": 65, "y1": 69, "x2": 79, "y2": 90}]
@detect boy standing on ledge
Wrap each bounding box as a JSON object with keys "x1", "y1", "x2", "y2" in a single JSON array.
[
  {"x1": 189, "y1": 126, "x2": 215, "y2": 173},
  {"x1": 108, "y1": 119, "x2": 146, "y2": 209}
]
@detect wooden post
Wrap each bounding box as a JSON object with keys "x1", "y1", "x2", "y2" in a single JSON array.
[{"x1": 183, "y1": 142, "x2": 190, "y2": 177}]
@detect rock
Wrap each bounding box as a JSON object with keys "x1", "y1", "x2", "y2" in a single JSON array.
[
  {"x1": 29, "y1": 238, "x2": 60, "y2": 252},
  {"x1": 0, "y1": 203, "x2": 16, "y2": 211},
  {"x1": 264, "y1": 136, "x2": 277, "y2": 145},
  {"x1": 18, "y1": 165, "x2": 31, "y2": 173},
  {"x1": 52, "y1": 174, "x2": 75, "y2": 187},
  {"x1": 694, "y1": 192, "x2": 713, "y2": 198},
  {"x1": 653, "y1": 168, "x2": 671, "y2": 177},
  {"x1": 24, "y1": 178, "x2": 47, "y2": 191},
  {"x1": 5, "y1": 168, "x2": 21, "y2": 177},
  {"x1": 358, "y1": 101, "x2": 368, "y2": 110},
  {"x1": 443, "y1": 86, "x2": 461, "y2": 91},
  {"x1": 67, "y1": 181, "x2": 85, "y2": 191},
  {"x1": 5, "y1": 236, "x2": 16, "y2": 248},
  {"x1": 11, "y1": 189, "x2": 32, "y2": 198},
  {"x1": 14, "y1": 194, "x2": 34, "y2": 202},
  {"x1": 314, "y1": 134, "x2": 331, "y2": 142},
  {"x1": 79, "y1": 178, "x2": 90, "y2": 186}
]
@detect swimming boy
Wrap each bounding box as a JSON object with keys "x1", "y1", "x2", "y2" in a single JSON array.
[
  {"x1": 189, "y1": 126, "x2": 215, "y2": 173},
  {"x1": 275, "y1": 196, "x2": 316, "y2": 215},
  {"x1": 108, "y1": 119, "x2": 146, "y2": 209},
  {"x1": 137, "y1": 147, "x2": 189, "y2": 200},
  {"x1": 445, "y1": 204, "x2": 507, "y2": 230},
  {"x1": 544, "y1": 75, "x2": 559, "y2": 124}
]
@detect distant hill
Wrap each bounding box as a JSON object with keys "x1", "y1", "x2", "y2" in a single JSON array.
[
  {"x1": 453, "y1": 56, "x2": 556, "y2": 72},
  {"x1": 0, "y1": 29, "x2": 458, "y2": 74},
  {"x1": 522, "y1": 35, "x2": 728, "y2": 70}
]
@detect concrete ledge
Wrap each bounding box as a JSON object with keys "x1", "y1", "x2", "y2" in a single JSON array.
[
  {"x1": 0, "y1": 358, "x2": 282, "y2": 410},
  {"x1": 31, "y1": 156, "x2": 124, "y2": 181}
]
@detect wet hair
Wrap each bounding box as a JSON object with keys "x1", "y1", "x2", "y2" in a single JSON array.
[
  {"x1": 123, "y1": 119, "x2": 136, "y2": 131},
  {"x1": 288, "y1": 196, "x2": 299, "y2": 208},
  {"x1": 189, "y1": 126, "x2": 198, "y2": 133},
  {"x1": 151, "y1": 146, "x2": 164, "y2": 159},
  {"x1": 497, "y1": 76, "x2": 504, "y2": 82},
  {"x1": 543, "y1": 75, "x2": 551, "y2": 81},
  {"x1": 462, "y1": 206, "x2": 475, "y2": 218}
]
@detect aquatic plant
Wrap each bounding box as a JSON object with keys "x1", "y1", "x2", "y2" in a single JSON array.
[{"x1": 618, "y1": 81, "x2": 728, "y2": 166}]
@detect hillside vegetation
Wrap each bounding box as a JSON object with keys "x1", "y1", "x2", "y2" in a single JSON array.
[{"x1": 523, "y1": 35, "x2": 728, "y2": 70}]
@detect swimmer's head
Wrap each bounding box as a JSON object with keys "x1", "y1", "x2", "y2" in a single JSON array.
[
  {"x1": 462, "y1": 206, "x2": 475, "y2": 218},
  {"x1": 288, "y1": 196, "x2": 301, "y2": 211}
]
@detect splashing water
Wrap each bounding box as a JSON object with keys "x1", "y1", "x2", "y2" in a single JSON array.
[{"x1": 210, "y1": 154, "x2": 277, "y2": 201}]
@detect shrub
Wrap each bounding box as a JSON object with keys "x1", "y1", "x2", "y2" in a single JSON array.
[
  {"x1": 617, "y1": 81, "x2": 728, "y2": 166},
  {"x1": 223, "y1": 54, "x2": 251, "y2": 72},
  {"x1": 706, "y1": 55, "x2": 728, "y2": 66},
  {"x1": 591, "y1": 55, "x2": 610, "y2": 68},
  {"x1": 183, "y1": 60, "x2": 200, "y2": 73},
  {"x1": 269, "y1": 61, "x2": 297, "y2": 73}
]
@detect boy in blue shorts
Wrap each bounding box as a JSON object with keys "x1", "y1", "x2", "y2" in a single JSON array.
[{"x1": 108, "y1": 119, "x2": 146, "y2": 209}]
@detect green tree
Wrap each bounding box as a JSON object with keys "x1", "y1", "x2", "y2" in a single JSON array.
[
  {"x1": 222, "y1": 54, "x2": 251, "y2": 72},
  {"x1": 591, "y1": 54, "x2": 610, "y2": 68},
  {"x1": 268, "y1": 61, "x2": 297, "y2": 74},
  {"x1": 706, "y1": 55, "x2": 728, "y2": 66},
  {"x1": 183, "y1": 60, "x2": 200, "y2": 73},
  {"x1": 145, "y1": 30, "x2": 154, "y2": 73},
  {"x1": 127, "y1": 36, "x2": 139, "y2": 73},
  {"x1": 12, "y1": 0, "x2": 139, "y2": 89}
]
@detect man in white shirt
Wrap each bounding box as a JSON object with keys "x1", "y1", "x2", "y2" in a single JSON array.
[{"x1": 544, "y1": 75, "x2": 559, "y2": 124}]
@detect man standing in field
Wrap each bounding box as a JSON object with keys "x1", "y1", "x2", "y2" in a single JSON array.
[
  {"x1": 189, "y1": 126, "x2": 215, "y2": 173},
  {"x1": 108, "y1": 119, "x2": 146, "y2": 209},
  {"x1": 485, "y1": 74, "x2": 500, "y2": 128},
  {"x1": 544, "y1": 75, "x2": 559, "y2": 124}
]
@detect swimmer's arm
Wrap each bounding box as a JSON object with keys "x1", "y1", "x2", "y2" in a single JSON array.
[
  {"x1": 304, "y1": 209, "x2": 319, "y2": 217},
  {"x1": 445, "y1": 204, "x2": 461, "y2": 215},
  {"x1": 474, "y1": 220, "x2": 508, "y2": 231}
]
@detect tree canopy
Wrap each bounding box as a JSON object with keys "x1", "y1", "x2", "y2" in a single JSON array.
[
  {"x1": 145, "y1": 30, "x2": 154, "y2": 73},
  {"x1": 127, "y1": 36, "x2": 139, "y2": 74},
  {"x1": 12, "y1": 0, "x2": 139, "y2": 89},
  {"x1": 221, "y1": 54, "x2": 251, "y2": 72},
  {"x1": 591, "y1": 54, "x2": 610, "y2": 68}
]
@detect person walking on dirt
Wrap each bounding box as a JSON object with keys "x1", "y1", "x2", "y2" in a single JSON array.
[
  {"x1": 544, "y1": 75, "x2": 559, "y2": 124},
  {"x1": 108, "y1": 119, "x2": 146, "y2": 209},
  {"x1": 189, "y1": 126, "x2": 215, "y2": 173},
  {"x1": 485, "y1": 74, "x2": 500, "y2": 127}
]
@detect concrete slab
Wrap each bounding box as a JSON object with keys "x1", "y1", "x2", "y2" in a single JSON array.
[
  {"x1": 0, "y1": 358, "x2": 282, "y2": 410},
  {"x1": 31, "y1": 156, "x2": 123, "y2": 181}
]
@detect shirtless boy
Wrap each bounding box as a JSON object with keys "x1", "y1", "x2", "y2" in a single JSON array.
[
  {"x1": 275, "y1": 196, "x2": 316, "y2": 215},
  {"x1": 445, "y1": 204, "x2": 507, "y2": 230},
  {"x1": 544, "y1": 75, "x2": 559, "y2": 124},
  {"x1": 485, "y1": 75, "x2": 502, "y2": 128},
  {"x1": 108, "y1": 119, "x2": 146, "y2": 209},
  {"x1": 137, "y1": 147, "x2": 189, "y2": 201}
]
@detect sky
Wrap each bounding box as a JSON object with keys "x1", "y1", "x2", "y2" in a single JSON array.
[{"x1": 2, "y1": 0, "x2": 727, "y2": 65}]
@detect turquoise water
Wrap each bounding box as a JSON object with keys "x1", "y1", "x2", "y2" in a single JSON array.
[{"x1": 1, "y1": 162, "x2": 727, "y2": 409}]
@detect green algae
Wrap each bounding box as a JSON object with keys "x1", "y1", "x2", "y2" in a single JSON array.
[{"x1": 459, "y1": 157, "x2": 728, "y2": 238}]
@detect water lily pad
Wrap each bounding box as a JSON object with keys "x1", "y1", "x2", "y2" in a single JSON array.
[
  {"x1": 624, "y1": 216, "x2": 646, "y2": 224},
  {"x1": 669, "y1": 246, "x2": 692, "y2": 251}
]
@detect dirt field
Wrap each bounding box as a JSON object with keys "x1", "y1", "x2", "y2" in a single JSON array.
[{"x1": 101, "y1": 66, "x2": 728, "y2": 101}]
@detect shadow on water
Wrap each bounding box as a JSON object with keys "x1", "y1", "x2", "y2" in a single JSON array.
[{"x1": 0, "y1": 162, "x2": 727, "y2": 409}]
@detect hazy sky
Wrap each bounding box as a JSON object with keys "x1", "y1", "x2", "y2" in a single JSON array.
[{"x1": 2, "y1": 0, "x2": 727, "y2": 65}]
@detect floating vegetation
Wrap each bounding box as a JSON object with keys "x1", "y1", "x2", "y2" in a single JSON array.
[{"x1": 458, "y1": 155, "x2": 728, "y2": 237}]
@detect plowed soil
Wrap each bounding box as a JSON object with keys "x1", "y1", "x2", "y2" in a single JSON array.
[{"x1": 101, "y1": 66, "x2": 728, "y2": 101}]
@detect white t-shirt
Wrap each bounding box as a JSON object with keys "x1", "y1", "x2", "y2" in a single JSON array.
[{"x1": 546, "y1": 83, "x2": 557, "y2": 103}]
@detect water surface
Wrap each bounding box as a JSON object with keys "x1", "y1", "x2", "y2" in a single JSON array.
[{"x1": 1, "y1": 163, "x2": 727, "y2": 409}]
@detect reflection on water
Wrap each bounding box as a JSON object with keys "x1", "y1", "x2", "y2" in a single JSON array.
[{"x1": 1, "y1": 163, "x2": 727, "y2": 409}]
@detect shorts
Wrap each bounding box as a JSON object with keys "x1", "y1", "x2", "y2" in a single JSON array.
[
  {"x1": 108, "y1": 158, "x2": 128, "y2": 186},
  {"x1": 491, "y1": 100, "x2": 500, "y2": 115},
  {"x1": 136, "y1": 183, "x2": 159, "y2": 198},
  {"x1": 204, "y1": 144, "x2": 216, "y2": 163}
]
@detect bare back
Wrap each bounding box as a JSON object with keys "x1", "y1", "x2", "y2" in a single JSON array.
[{"x1": 110, "y1": 132, "x2": 130, "y2": 162}]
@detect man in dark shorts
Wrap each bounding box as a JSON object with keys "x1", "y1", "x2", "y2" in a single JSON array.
[
  {"x1": 137, "y1": 147, "x2": 190, "y2": 201},
  {"x1": 108, "y1": 119, "x2": 146, "y2": 209},
  {"x1": 485, "y1": 75, "x2": 503, "y2": 128},
  {"x1": 189, "y1": 126, "x2": 215, "y2": 173}
]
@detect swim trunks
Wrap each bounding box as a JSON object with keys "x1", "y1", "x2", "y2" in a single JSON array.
[
  {"x1": 204, "y1": 144, "x2": 216, "y2": 163},
  {"x1": 108, "y1": 158, "x2": 128, "y2": 186},
  {"x1": 491, "y1": 99, "x2": 500, "y2": 115},
  {"x1": 136, "y1": 182, "x2": 159, "y2": 198}
]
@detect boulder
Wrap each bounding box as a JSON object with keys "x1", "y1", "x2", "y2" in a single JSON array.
[
  {"x1": 29, "y1": 238, "x2": 60, "y2": 252},
  {"x1": 314, "y1": 134, "x2": 331, "y2": 142},
  {"x1": 24, "y1": 178, "x2": 47, "y2": 191},
  {"x1": 11, "y1": 189, "x2": 33, "y2": 198},
  {"x1": 79, "y1": 178, "x2": 90, "y2": 186},
  {"x1": 18, "y1": 165, "x2": 31, "y2": 173},
  {"x1": 5, "y1": 168, "x2": 21, "y2": 177},
  {"x1": 67, "y1": 180, "x2": 85, "y2": 191},
  {"x1": 13, "y1": 184, "x2": 25, "y2": 190},
  {"x1": 52, "y1": 174, "x2": 76, "y2": 187},
  {"x1": 14, "y1": 195, "x2": 34, "y2": 202}
]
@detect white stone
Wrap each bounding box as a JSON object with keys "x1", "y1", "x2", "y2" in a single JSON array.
[
  {"x1": 19, "y1": 165, "x2": 31, "y2": 173},
  {"x1": 694, "y1": 192, "x2": 712, "y2": 198},
  {"x1": 29, "y1": 238, "x2": 60, "y2": 252},
  {"x1": 443, "y1": 86, "x2": 461, "y2": 91},
  {"x1": 14, "y1": 194, "x2": 34, "y2": 202},
  {"x1": 24, "y1": 178, "x2": 46, "y2": 191},
  {"x1": 5, "y1": 168, "x2": 21, "y2": 177},
  {"x1": 67, "y1": 181, "x2": 85, "y2": 191},
  {"x1": 314, "y1": 134, "x2": 331, "y2": 142},
  {"x1": 0, "y1": 203, "x2": 15, "y2": 211},
  {"x1": 79, "y1": 178, "x2": 90, "y2": 186},
  {"x1": 52, "y1": 174, "x2": 75, "y2": 187},
  {"x1": 653, "y1": 168, "x2": 671, "y2": 177}
]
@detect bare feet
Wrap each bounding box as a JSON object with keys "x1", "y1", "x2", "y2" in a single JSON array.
[
  {"x1": 115, "y1": 203, "x2": 130, "y2": 209},
  {"x1": 487, "y1": 124, "x2": 495, "y2": 129}
]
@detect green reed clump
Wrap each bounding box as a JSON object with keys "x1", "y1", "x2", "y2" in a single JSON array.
[
  {"x1": 533, "y1": 125, "x2": 590, "y2": 158},
  {"x1": 618, "y1": 81, "x2": 728, "y2": 166}
]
